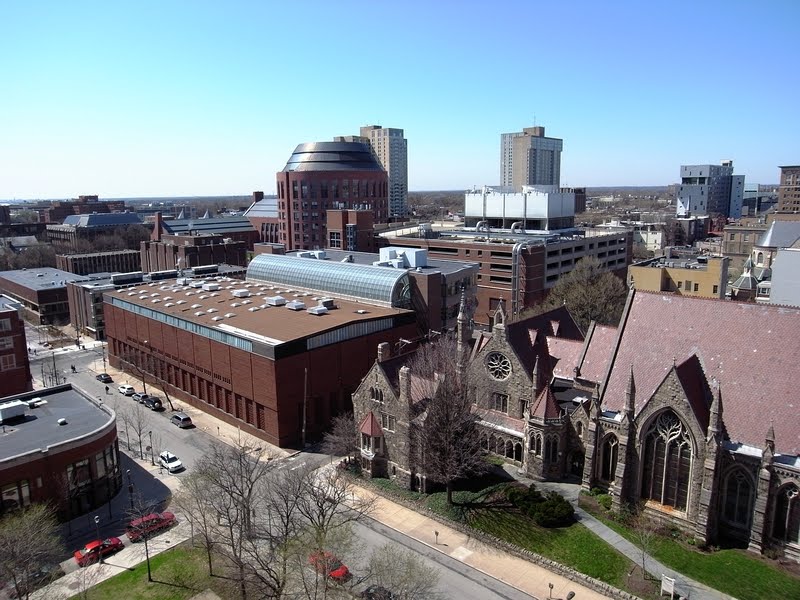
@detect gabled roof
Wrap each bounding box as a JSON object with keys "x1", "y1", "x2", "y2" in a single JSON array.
[
  {"x1": 673, "y1": 354, "x2": 712, "y2": 434},
  {"x1": 757, "y1": 221, "x2": 800, "y2": 249},
  {"x1": 602, "y1": 291, "x2": 800, "y2": 455},
  {"x1": 506, "y1": 306, "x2": 584, "y2": 371},
  {"x1": 530, "y1": 386, "x2": 561, "y2": 420},
  {"x1": 359, "y1": 411, "x2": 383, "y2": 437},
  {"x1": 548, "y1": 337, "x2": 584, "y2": 379},
  {"x1": 161, "y1": 216, "x2": 256, "y2": 235},
  {"x1": 578, "y1": 323, "x2": 618, "y2": 383},
  {"x1": 61, "y1": 213, "x2": 143, "y2": 227}
]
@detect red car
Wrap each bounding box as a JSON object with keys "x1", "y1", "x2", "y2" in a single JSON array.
[
  {"x1": 125, "y1": 511, "x2": 176, "y2": 542},
  {"x1": 73, "y1": 537, "x2": 124, "y2": 566},
  {"x1": 308, "y1": 550, "x2": 351, "y2": 582}
]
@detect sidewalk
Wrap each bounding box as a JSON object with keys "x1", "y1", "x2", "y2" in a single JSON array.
[{"x1": 350, "y1": 482, "x2": 611, "y2": 600}]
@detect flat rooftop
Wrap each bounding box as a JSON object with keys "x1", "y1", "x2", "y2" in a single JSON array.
[
  {"x1": 385, "y1": 227, "x2": 627, "y2": 246},
  {"x1": 0, "y1": 385, "x2": 114, "y2": 462},
  {"x1": 291, "y1": 249, "x2": 479, "y2": 276},
  {"x1": 106, "y1": 275, "x2": 414, "y2": 358},
  {"x1": 0, "y1": 267, "x2": 92, "y2": 291}
]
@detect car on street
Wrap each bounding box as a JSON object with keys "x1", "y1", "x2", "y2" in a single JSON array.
[
  {"x1": 170, "y1": 412, "x2": 193, "y2": 428},
  {"x1": 118, "y1": 384, "x2": 135, "y2": 396},
  {"x1": 132, "y1": 392, "x2": 152, "y2": 403},
  {"x1": 159, "y1": 451, "x2": 184, "y2": 473},
  {"x1": 361, "y1": 586, "x2": 394, "y2": 600},
  {"x1": 1, "y1": 563, "x2": 65, "y2": 598},
  {"x1": 73, "y1": 537, "x2": 124, "y2": 567},
  {"x1": 308, "y1": 550, "x2": 351, "y2": 583},
  {"x1": 126, "y1": 511, "x2": 176, "y2": 542},
  {"x1": 143, "y1": 396, "x2": 163, "y2": 411},
  {"x1": 95, "y1": 373, "x2": 113, "y2": 383}
]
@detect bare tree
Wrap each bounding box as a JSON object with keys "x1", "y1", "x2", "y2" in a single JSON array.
[
  {"x1": 366, "y1": 543, "x2": 443, "y2": 600},
  {"x1": 117, "y1": 401, "x2": 150, "y2": 460},
  {"x1": 632, "y1": 510, "x2": 659, "y2": 580},
  {"x1": 0, "y1": 504, "x2": 63, "y2": 600},
  {"x1": 320, "y1": 412, "x2": 358, "y2": 462},
  {"x1": 409, "y1": 335, "x2": 488, "y2": 505},
  {"x1": 121, "y1": 350, "x2": 177, "y2": 411},
  {"x1": 174, "y1": 473, "x2": 218, "y2": 577}
]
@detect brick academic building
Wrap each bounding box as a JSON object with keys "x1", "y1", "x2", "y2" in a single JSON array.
[{"x1": 105, "y1": 254, "x2": 420, "y2": 447}]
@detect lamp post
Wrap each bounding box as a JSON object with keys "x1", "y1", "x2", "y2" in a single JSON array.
[
  {"x1": 126, "y1": 469, "x2": 134, "y2": 511},
  {"x1": 148, "y1": 430, "x2": 154, "y2": 466},
  {"x1": 94, "y1": 515, "x2": 103, "y2": 564}
]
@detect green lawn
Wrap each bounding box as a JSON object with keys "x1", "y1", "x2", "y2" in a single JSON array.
[
  {"x1": 580, "y1": 496, "x2": 800, "y2": 600},
  {"x1": 72, "y1": 545, "x2": 234, "y2": 600}
]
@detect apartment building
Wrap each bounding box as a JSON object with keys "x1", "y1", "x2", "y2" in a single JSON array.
[
  {"x1": 501, "y1": 126, "x2": 563, "y2": 191},
  {"x1": 676, "y1": 161, "x2": 744, "y2": 219},
  {"x1": 359, "y1": 126, "x2": 408, "y2": 219},
  {"x1": 629, "y1": 254, "x2": 728, "y2": 298},
  {"x1": 777, "y1": 166, "x2": 800, "y2": 213}
]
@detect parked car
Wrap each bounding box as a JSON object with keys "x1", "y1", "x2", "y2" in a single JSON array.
[
  {"x1": 308, "y1": 550, "x2": 351, "y2": 582},
  {"x1": 159, "y1": 451, "x2": 184, "y2": 473},
  {"x1": 73, "y1": 537, "x2": 124, "y2": 566},
  {"x1": 118, "y1": 384, "x2": 135, "y2": 396},
  {"x1": 361, "y1": 586, "x2": 394, "y2": 600},
  {"x1": 126, "y1": 511, "x2": 176, "y2": 542},
  {"x1": 143, "y1": 396, "x2": 163, "y2": 411},
  {"x1": 95, "y1": 373, "x2": 113, "y2": 383},
  {"x1": 2, "y1": 563, "x2": 65, "y2": 598},
  {"x1": 170, "y1": 412, "x2": 192, "y2": 428}
]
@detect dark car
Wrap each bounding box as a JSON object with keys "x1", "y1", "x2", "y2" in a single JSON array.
[
  {"x1": 73, "y1": 537, "x2": 124, "y2": 567},
  {"x1": 126, "y1": 511, "x2": 176, "y2": 542},
  {"x1": 143, "y1": 396, "x2": 163, "y2": 411},
  {"x1": 361, "y1": 586, "x2": 394, "y2": 600},
  {"x1": 3, "y1": 563, "x2": 65, "y2": 598},
  {"x1": 95, "y1": 373, "x2": 113, "y2": 383}
]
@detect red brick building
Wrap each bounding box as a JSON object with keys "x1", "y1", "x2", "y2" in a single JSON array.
[
  {"x1": 275, "y1": 141, "x2": 388, "y2": 251},
  {"x1": 141, "y1": 233, "x2": 247, "y2": 273},
  {"x1": 56, "y1": 249, "x2": 142, "y2": 276},
  {"x1": 34, "y1": 195, "x2": 126, "y2": 224},
  {"x1": 0, "y1": 303, "x2": 32, "y2": 395},
  {"x1": 0, "y1": 385, "x2": 121, "y2": 520},
  {"x1": 105, "y1": 257, "x2": 419, "y2": 448}
]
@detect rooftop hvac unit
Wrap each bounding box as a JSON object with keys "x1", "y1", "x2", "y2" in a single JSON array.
[
  {"x1": 286, "y1": 301, "x2": 306, "y2": 311},
  {"x1": 185, "y1": 291, "x2": 195, "y2": 296},
  {"x1": 0, "y1": 400, "x2": 28, "y2": 423},
  {"x1": 212, "y1": 316, "x2": 225, "y2": 321},
  {"x1": 355, "y1": 309, "x2": 368, "y2": 314},
  {"x1": 240, "y1": 299, "x2": 251, "y2": 305},
  {"x1": 202, "y1": 283, "x2": 220, "y2": 291},
  {"x1": 151, "y1": 299, "x2": 161, "y2": 303},
  {"x1": 267, "y1": 296, "x2": 286, "y2": 306},
  {"x1": 191, "y1": 303, "x2": 202, "y2": 309},
  {"x1": 232, "y1": 289, "x2": 250, "y2": 298},
  {"x1": 307, "y1": 306, "x2": 328, "y2": 316},
  {"x1": 176, "y1": 278, "x2": 188, "y2": 285},
  {"x1": 224, "y1": 312, "x2": 236, "y2": 318},
  {"x1": 189, "y1": 280, "x2": 206, "y2": 288},
  {"x1": 319, "y1": 298, "x2": 335, "y2": 309},
  {"x1": 312, "y1": 250, "x2": 326, "y2": 260},
  {"x1": 150, "y1": 292, "x2": 160, "y2": 297},
  {"x1": 199, "y1": 295, "x2": 208, "y2": 300},
  {"x1": 175, "y1": 300, "x2": 186, "y2": 305}
]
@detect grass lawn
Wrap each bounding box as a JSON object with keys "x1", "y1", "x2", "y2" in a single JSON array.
[
  {"x1": 73, "y1": 543, "x2": 235, "y2": 600},
  {"x1": 580, "y1": 495, "x2": 800, "y2": 600}
]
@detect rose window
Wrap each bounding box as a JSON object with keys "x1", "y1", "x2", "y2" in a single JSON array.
[{"x1": 486, "y1": 352, "x2": 511, "y2": 380}]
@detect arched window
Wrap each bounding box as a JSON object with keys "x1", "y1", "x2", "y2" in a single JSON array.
[
  {"x1": 505, "y1": 440, "x2": 514, "y2": 458},
  {"x1": 480, "y1": 435, "x2": 488, "y2": 451},
  {"x1": 544, "y1": 435, "x2": 559, "y2": 462},
  {"x1": 535, "y1": 434, "x2": 542, "y2": 456},
  {"x1": 489, "y1": 435, "x2": 496, "y2": 455},
  {"x1": 772, "y1": 484, "x2": 800, "y2": 543},
  {"x1": 722, "y1": 468, "x2": 754, "y2": 529},
  {"x1": 601, "y1": 435, "x2": 619, "y2": 482},
  {"x1": 757, "y1": 252, "x2": 764, "y2": 266},
  {"x1": 514, "y1": 442, "x2": 523, "y2": 462},
  {"x1": 640, "y1": 411, "x2": 692, "y2": 511},
  {"x1": 576, "y1": 422, "x2": 584, "y2": 440}
]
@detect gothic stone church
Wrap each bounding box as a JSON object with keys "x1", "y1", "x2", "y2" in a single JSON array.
[{"x1": 352, "y1": 290, "x2": 800, "y2": 562}]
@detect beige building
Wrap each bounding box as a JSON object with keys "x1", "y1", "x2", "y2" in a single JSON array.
[
  {"x1": 359, "y1": 126, "x2": 408, "y2": 219},
  {"x1": 501, "y1": 126, "x2": 562, "y2": 191},
  {"x1": 629, "y1": 254, "x2": 728, "y2": 298},
  {"x1": 777, "y1": 165, "x2": 800, "y2": 213}
]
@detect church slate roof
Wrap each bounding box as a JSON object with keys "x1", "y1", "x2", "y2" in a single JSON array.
[
  {"x1": 578, "y1": 324, "x2": 618, "y2": 383},
  {"x1": 530, "y1": 386, "x2": 561, "y2": 420},
  {"x1": 548, "y1": 337, "x2": 584, "y2": 379},
  {"x1": 602, "y1": 291, "x2": 800, "y2": 455},
  {"x1": 757, "y1": 221, "x2": 800, "y2": 249},
  {"x1": 506, "y1": 306, "x2": 583, "y2": 370}
]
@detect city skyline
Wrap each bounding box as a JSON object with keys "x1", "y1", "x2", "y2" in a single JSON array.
[{"x1": 1, "y1": 1, "x2": 798, "y2": 199}]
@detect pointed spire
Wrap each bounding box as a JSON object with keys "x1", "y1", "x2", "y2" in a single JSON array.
[
  {"x1": 708, "y1": 381, "x2": 722, "y2": 440},
  {"x1": 532, "y1": 356, "x2": 540, "y2": 397},
  {"x1": 764, "y1": 421, "x2": 776, "y2": 459},
  {"x1": 176, "y1": 209, "x2": 185, "y2": 219},
  {"x1": 493, "y1": 298, "x2": 506, "y2": 330},
  {"x1": 457, "y1": 287, "x2": 468, "y2": 323},
  {"x1": 625, "y1": 365, "x2": 635, "y2": 416},
  {"x1": 202, "y1": 209, "x2": 211, "y2": 219}
]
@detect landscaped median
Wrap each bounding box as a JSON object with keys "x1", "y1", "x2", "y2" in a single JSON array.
[
  {"x1": 351, "y1": 472, "x2": 660, "y2": 599},
  {"x1": 580, "y1": 491, "x2": 800, "y2": 600}
]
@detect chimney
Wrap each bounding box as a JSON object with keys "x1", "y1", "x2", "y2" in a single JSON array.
[
  {"x1": 377, "y1": 342, "x2": 390, "y2": 362},
  {"x1": 398, "y1": 365, "x2": 411, "y2": 405},
  {"x1": 152, "y1": 212, "x2": 163, "y2": 242}
]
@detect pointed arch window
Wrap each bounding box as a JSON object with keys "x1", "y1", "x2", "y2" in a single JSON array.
[
  {"x1": 640, "y1": 411, "x2": 692, "y2": 511},
  {"x1": 773, "y1": 484, "x2": 800, "y2": 544},
  {"x1": 722, "y1": 468, "x2": 754, "y2": 529},
  {"x1": 600, "y1": 435, "x2": 619, "y2": 482},
  {"x1": 544, "y1": 435, "x2": 559, "y2": 462}
]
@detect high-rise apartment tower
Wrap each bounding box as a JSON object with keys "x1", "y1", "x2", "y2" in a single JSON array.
[
  {"x1": 358, "y1": 126, "x2": 408, "y2": 219},
  {"x1": 676, "y1": 160, "x2": 744, "y2": 219},
  {"x1": 501, "y1": 126, "x2": 562, "y2": 191}
]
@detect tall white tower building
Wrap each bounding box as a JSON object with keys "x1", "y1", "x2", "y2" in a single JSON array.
[
  {"x1": 500, "y1": 126, "x2": 562, "y2": 191},
  {"x1": 360, "y1": 125, "x2": 408, "y2": 218}
]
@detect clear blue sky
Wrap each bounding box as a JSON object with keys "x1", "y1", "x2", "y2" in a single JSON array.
[{"x1": 1, "y1": 0, "x2": 797, "y2": 198}]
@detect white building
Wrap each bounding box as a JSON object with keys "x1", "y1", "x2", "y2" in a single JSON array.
[
  {"x1": 770, "y1": 247, "x2": 800, "y2": 307},
  {"x1": 359, "y1": 125, "x2": 408, "y2": 219},
  {"x1": 464, "y1": 185, "x2": 575, "y2": 231},
  {"x1": 500, "y1": 126, "x2": 562, "y2": 190}
]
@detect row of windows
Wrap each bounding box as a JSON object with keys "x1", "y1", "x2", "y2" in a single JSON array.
[{"x1": 279, "y1": 179, "x2": 388, "y2": 201}]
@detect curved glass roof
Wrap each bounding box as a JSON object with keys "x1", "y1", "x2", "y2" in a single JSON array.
[
  {"x1": 282, "y1": 142, "x2": 384, "y2": 172},
  {"x1": 247, "y1": 254, "x2": 410, "y2": 306}
]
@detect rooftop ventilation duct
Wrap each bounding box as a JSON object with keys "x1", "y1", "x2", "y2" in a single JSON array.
[
  {"x1": 286, "y1": 300, "x2": 306, "y2": 311},
  {"x1": 266, "y1": 296, "x2": 286, "y2": 306},
  {"x1": 307, "y1": 306, "x2": 328, "y2": 316}
]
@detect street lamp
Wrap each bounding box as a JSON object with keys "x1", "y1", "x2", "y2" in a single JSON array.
[
  {"x1": 148, "y1": 430, "x2": 155, "y2": 465},
  {"x1": 126, "y1": 469, "x2": 134, "y2": 511},
  {"x1": 94, "y1": 515, "x2": 103, "y2": 564}
]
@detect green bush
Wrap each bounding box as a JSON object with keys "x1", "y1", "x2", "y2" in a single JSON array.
[
  {"x1": 590, "y1": 487, "x2": 605, "y2": 496},
  {"x1": 597, "y1": 494, "x2": 613, "y2": 510},
  {"x1": 532, "y1": 492, "x2": 575, "y2": 528}
]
